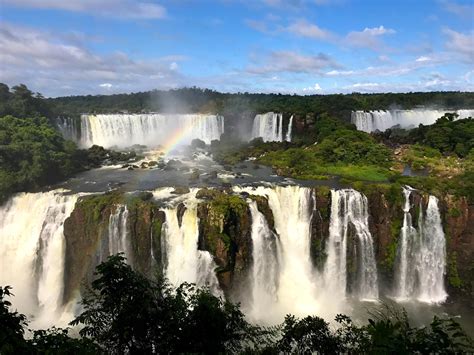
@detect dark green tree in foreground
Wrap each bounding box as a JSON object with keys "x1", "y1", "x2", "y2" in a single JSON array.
[{"x1": 1, "y1": 255, "x2": 473, "y2": 354}]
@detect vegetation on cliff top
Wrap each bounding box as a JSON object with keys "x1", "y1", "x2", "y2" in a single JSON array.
[{"x1": 2, "y1": 255, "x2": 473, "y2": 354}]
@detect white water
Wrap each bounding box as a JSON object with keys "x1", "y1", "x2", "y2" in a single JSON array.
[
  {"x1": 417, "y1": 196, "x2": 447, "y2": 303},
  {"x1": 352, "y1": 109, "x2": 474, "y2": 132},
  {"x1": 235, "y1": 185, "x2": 321, "y2": 321},
  {"x1": 323, "y1": 189, "x2": 379, "y2": 301},
  {"x1": 77, "y1": 113, "x2": 224, "y2": 148},
  {"x1": 285, "y1": 115, "x2": 294, "y2": 142},
  {"x1": 56, "y1": 116, "x2": 79, "y2": 141},
  {"x1": 394, "y1": 190, "x2": 447, "y2": 303},
  {"x1": 0, "y1": 190, "x2": 78, "y2": 328},
  {"x1": 99, "y1": 205, "x2": 132, "y2": 264},
  {"x1": 162, "y1": 200, "x2": 222, "y2": 296},
  {"x1": 251, "y1": 112, "x2": 292, "y2": 142},
  {"x1": 247, "y1": 200, "x2": 279, "y2": 321}
]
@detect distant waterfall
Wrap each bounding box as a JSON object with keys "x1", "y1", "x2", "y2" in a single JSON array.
[
  {"x1": 394, "y1": 189, "x2": 447, "y2": 303},
  {"x1": 247, "y1": 200, "x2": 279, "y2": 321},
  {"x1": 55, "y1": 117, "x2": 80, "y2": 141},
  {"x1": 76, "y1": 113, "x2": 224, "y2": 148},
  {"x1": 323, "y1": 189, "x2": 378, "y2": 300},
  {"x1": 162, "y1": 203, "x2": 222, "y2": 296},
  {"x1": 0, "y1": 191, "x2": 78, "y2": 328},
  {"x1": 285, "y1": 115, "x2": 294, "y2": 142},
  {"x1": 251, "y1": 112, "x2": 293, "y2": 142},
  {"x1": 351, "y1": 109, "x2": 474, "y2": 132}
]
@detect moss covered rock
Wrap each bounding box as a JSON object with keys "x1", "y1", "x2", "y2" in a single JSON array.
[{"x1": 196, "y1": 189, "x2": 251, "y2": 292}]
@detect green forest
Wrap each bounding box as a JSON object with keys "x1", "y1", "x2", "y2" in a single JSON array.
[
  {"x1": 2, "y1": 255, "x2": 473, "y2": 354},
  {"x1": 49, "y1": 86, "x2": 474, "y2": 122},
  {"x1": 1, "y1": 82, "x2": 474, "y2": 203}
]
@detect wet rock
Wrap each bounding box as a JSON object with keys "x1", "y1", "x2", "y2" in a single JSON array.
[
  {"x1": 189, "y1": 169, "x2": 200, "y2": 181},
  {"x1": 209, "y1": 170, "x2": 218, "y2": 179},
  {"x1": 172, "y1": 186, "x2": 190, "y2": 195},
  {"x1": 127, "y1": 166, "x2": 134, "y2": 170}
]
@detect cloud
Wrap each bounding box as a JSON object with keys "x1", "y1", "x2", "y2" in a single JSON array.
[
  {"x1": 439, "y1": 0, "x2": 474, "y2": 19},
  {"x1": 247, "y1": 50, "x2": 340, "y2": 74},
  {"x1": 0, "y1": 23, "x2": 185, "y2": 96},
  {"x1": 1, "y1": 0, "x2": 166, "y2": 19},
  {"x1": 286, "y1": 19, "x2": 333, "y2": 40},
  {"x1": 302, "y1": 83, "x2": 322, "y2": 91},
  {"x1": 325, "y1": 55, "x2": 441, "y2": 78},
  {"x1": 443, "y1": 28, "x2": 474, "y2": 61},
  {"x1": 345, "y1": 25, "x2": 396, "y2": 50},
  {"x1": 415, "y1": 56, "x2": 431, "y2": 62}
]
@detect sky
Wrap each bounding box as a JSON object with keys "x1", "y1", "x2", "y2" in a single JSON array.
[{"x1": 0, "y1": 0, "x2": 473, "y2": 97}]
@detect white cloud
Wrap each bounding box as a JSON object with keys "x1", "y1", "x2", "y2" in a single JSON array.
[
  {"x1": 415, "y1": 56, "x2": 431, "y2": 62},
  {"x1": 440, "y1": 0, "x2": 474, "y2": 19},
  {"x1": 169, "y1": 62, "x2": 179, "y2": 71},
  {"x1": 0, "y1": 23, "x2": 185, "y2": 96},
  {"x1": 286, "y1": 19, "x2": 332, "y2": 40},
  {"x1": 1, "y1": 0, "x2": 166, "y2": 19},
  {"x1": 345, "y1": 25, "x2": 396, "y2": 50},
  {"x1": 443, "y1": 28, "x2": 474, "y2": 61},
  {"x1": 247, "y1": 50, "x2": 340, "y2": 74},
  {"x1": 302, "y1": 83, "x2": 322, "y2": 91}
]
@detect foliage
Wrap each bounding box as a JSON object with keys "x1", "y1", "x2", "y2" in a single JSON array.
[
  {"x1": 0, "y1": 286, "x2": 29, "y2": 354},
  {"x1": 71, "y1": 254, "x2": 268, "y2": 353},
  {"x1": 0, "y1": 115, "x2": 86, "y2": 203},
  {"x1": 1, "y1": 256, "x2": 473, "y2": 353},
  {"x1": 0, "y1": 84, "x2": 54, "y2": 120},
  {"x1": 376, "y1": 115, "x2": 474, "y2": 158},
  {"x1": 47, "y1": 84, "x2": 474, "y2": 121}
]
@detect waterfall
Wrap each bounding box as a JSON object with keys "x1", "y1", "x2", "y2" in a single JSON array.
[
  {"x1": 251, "y1": 112, "x2": 284, "y2": 142},
  {"x1": 323, "y1": 189, "x2": 379, "y2": 301},
  {"x1": 285, "y1": 115, "x2": 293, "y2": 142},
  {"x1": 234, "y1": 185, "x2": 320, "y2": 320},
  {"x1": 394, "y1": 190, "x2": 447, "y2": 303},
  {"x1": 98, "y1": 205, "x2": 132, "y2": 264},
  {"x1": 395, "y1": 187, "x2": 418, "y2": 299},
  {"x1": 247, "y1": 200, "x2": 279, "y2": 321},
  {"x1": 55, "y1": 117, "x2": 79, "y2": 141},
  {"x1": 351, "y1": 109, "x2": 474, "y2": 132},
  {"x1": 0, "y1": 191, "x2": 78, "y2": 328},
  {"x1": 77, "y1": 113, "x2": 224, "y2": 148},
  {"x1": 417, "y1": 196, "x2": 447, "y2": 303},
  {"x1": 162, "y1": 203, "x2": 222, "y2": 296}
]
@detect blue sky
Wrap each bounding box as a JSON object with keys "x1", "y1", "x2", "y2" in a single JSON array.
[{"x1": 0, "y1": 0, "x2": 473, "y2": 96}]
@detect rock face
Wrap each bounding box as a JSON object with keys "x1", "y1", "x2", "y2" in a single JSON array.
[
  {"x1": 61, "y1": 186, "x2": 474, "y2": 307},
  {"x1": 196, "y1": 189, "x2": 252, "y2": 293},
  {"x1": 441, "y1": 196, "x2": 474, "y2": 304},
  {"x1": 310, "y1": 187, "x2": 330, "y2": 271},
  {"x1": 62, "y1": 192, "x2": 165, "y2": 305}
]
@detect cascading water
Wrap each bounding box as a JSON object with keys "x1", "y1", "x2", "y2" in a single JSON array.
[
  {"x1": 351, "y1": 109, "x2": 474, "y2": 132},
  {"x1": 285, "y1": 115, "x2": 293, "y2": 142},
  {"x1": 161, "y1": 201, "x2": 222, "y2": 296},
  {"x1": 234, "y1": 185, "x2": 320, "y2": 320},
  {"x1": 75, "y1": 113, "x2": 224, "y2": 148},
  {"x1": 395, "y1": 187, "x2": 418, "y2": 299},
  {"x1": 55, "y1": 116, "x2": 80, "y2": 141},
  {"x1": 251, "y1": 112, "x2": 287, "y2": 142},
  {"x1": 323, "y1": 189, "x2": 379, "y2": 301},
  {"x1": 417, "y1": 196, "x2": 447, "y2": 303},
  {"x1": 98, "y1": 205, "x2": 132, "y2": 264},
  {"x1": 394, "y1": 189, "x2": 447, "y2": 303},
  {"x1": 0, "y1": 190, "x2": 78, "y2": 328},
  {"x1": 247, "y1": 200, "x2": 279, "y2": 321}
]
